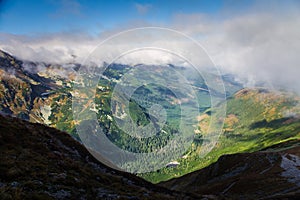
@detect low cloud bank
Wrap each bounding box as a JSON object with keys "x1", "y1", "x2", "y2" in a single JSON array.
[{"x1": 1, "y1": 1, "x2": 300, "y2": 93}]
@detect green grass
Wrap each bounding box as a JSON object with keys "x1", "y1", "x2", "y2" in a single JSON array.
[
  {"x1": 139, "y1": 88, "x2": 300, "y2": 183},
  {"x1": 40, "y1": 65, "x2": 300, "y2": 184}
]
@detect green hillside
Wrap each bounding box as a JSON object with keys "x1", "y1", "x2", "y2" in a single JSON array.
[
  {"x1": 140, "y1": 88, "x2": 300, "y2": 183},
  {"x1": 1, "y1": 50, "x2": 299, "y2": 184}
]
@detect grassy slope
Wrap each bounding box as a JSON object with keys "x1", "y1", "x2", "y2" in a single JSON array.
[
  {"x1": 140, "y1": 88, "x2": 300, "y2": 183},
  {"x1": 30, "y1": 79, "x2": 300, "y2": 184},
  {"x1": 158, "y1": 138, "x2": 300, "y2": 199}
]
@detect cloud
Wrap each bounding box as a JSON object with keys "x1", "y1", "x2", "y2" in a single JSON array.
[
  {"x1": 1, "y1": 1, "x2": 300, "y2": 94},
  {"x1": 135, "y1": 3, "x2": 152, "y2": 15},
  {"x1": 0, "y1": 32, "x2": 94, "y2": 63},
  {"x1": 202, "y1": 12, "x2": 300, "y2": 91},
  {"x1": 168, "y1": 1, "x2": 300, "y2": 91}
]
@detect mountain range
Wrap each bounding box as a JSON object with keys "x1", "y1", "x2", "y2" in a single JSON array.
[{"x1": 0, "y1": 49, "x2": 299, "y2": 199}]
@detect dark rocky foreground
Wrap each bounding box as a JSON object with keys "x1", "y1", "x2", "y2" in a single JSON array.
[
  {"x1": 159, "y1": 139, "x2": 300, "y2": 199},
  {"x1": 0, "y1": 114, "x2": 197, "y2": 199},
  {"x1": 0, "y1": 113, "x2": 300, "y2": 199}
]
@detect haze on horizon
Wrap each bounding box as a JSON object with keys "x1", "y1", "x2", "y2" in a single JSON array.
[{"x1": 0, "y1": 0, "x2": 300, "y2": 93}]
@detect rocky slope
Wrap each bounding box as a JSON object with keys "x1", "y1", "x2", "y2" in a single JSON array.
[
  {"x1": 1, "y1": 113, "x2": 299, "y2": 199},
  {"x1": 159, "y1": 139, "x2": 300, "y2": 199},
  {"x1": 0, "y1": 50, "x2": 74, "y2": 124},
  {"x1": 0, "y1": 114, "x2": 197, "y2": 200}
]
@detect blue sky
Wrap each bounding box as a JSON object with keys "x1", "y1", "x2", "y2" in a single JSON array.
[
  {"x1": 0, "y1": 0, "x2": 232, "y2": 35},
  {"x1": 0, "y1": 0, "x2": 300, "y2": 94}
]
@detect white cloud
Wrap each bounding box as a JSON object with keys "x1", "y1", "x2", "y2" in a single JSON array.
[
  {"x1": 1, "y1": 2, "x2": 300, "y2": 93},
  {"x1": 202, "y1": 12, "x2": 300, "y2": 91}
]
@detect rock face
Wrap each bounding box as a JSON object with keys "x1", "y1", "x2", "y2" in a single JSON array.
[
  {"x1": 0, "y1": 114, "x2": 194, "y2": 200},
  {"x1": 159, "y1": 139, "x2": 300, "y2": 199},
  {"x1": 0, "y1": 49, "x2": 77, "y2": 136}
]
